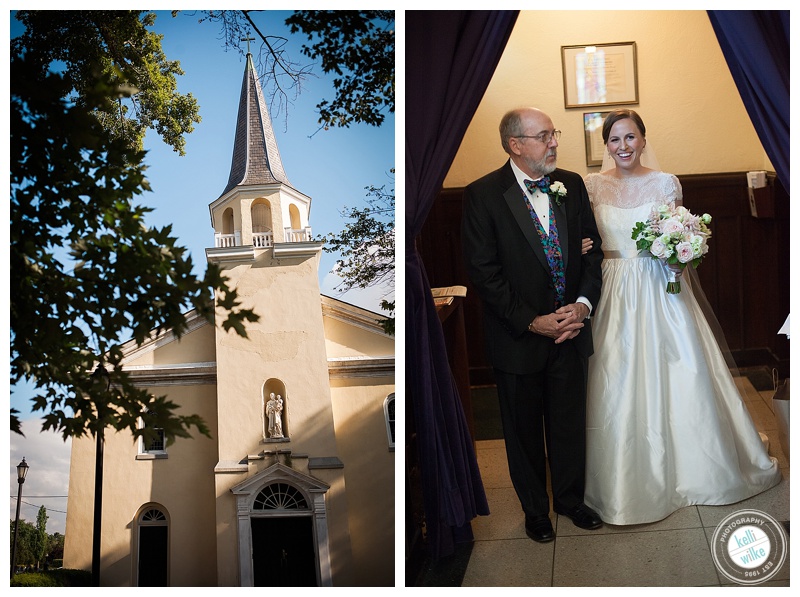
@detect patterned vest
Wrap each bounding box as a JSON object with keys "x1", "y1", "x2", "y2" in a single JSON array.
[{"x1": 523, "y1": 191, "x2": 566, "y2": 309}]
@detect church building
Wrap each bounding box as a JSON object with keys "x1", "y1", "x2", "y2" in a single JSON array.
[{"x1": 63, "y1": 50, "x2": 395, "y2": 587}]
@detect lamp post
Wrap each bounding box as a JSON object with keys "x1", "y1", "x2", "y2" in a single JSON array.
[
  {"x1": 91, "y1": 365, "x2": 110, "y2": 587},
  {"x1": 11, "y1": 457, "x2": 30, "y2": 578}
]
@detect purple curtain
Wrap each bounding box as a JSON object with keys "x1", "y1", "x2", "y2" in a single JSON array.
[
  {"x1": 707, "y1": 11, "x2": 789, "y2": 193},
  {"x1": 406, "y1": 11, "x2": 518, "y2": 560}
]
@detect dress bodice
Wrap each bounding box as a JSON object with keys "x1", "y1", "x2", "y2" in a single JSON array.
[{"x1": 585, "y1": 171, "x2": 682, "y2": 253}]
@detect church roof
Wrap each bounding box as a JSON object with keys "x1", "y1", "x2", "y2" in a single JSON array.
[{"x1": 219, "y1": 52, "x2": 292, "y2": 198}]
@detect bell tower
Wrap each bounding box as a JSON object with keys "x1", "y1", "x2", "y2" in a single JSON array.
[{"x1": 206, "y1": 50, "x2": 350, "y2": 585}]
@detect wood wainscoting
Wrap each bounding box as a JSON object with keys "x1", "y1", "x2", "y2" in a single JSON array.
[{"x1": 417, "y1": 172, "x2": 790, "y2": 386}]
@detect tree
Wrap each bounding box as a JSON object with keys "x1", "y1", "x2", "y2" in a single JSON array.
[
  {"x1": 34, "y1": 507, "x2": 49, "y2": 569},
  {"x1": 285, "y1": 10, "x2": 394, "y2": 129},
  {"x1": 12, "y1": 10, "x2": 201, "y2": 157},
  {"x1": 10, "y1": 519, "x2": 36, "y2": 569},
  {"x1": 48, "y1": 533, "x2": 65, "y2": 564},
  {"x1": 11, "y1": 11, "x2": 259, "y2": 442},
  {"x1": 321, "y1": 171, "x2": 395, "y2": 334},
  {"x1": 192, "y1": 10, "x2": 394, "y2": 130}
]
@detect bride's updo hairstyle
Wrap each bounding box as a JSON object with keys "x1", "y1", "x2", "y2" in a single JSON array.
[{"x1": 602, "y1": 109, "x2": 646, "y2": 144}]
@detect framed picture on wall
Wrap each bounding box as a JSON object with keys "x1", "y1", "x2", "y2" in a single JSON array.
[
  {"x1": 584, "y1": 111, "x2": 610, "y2": 167},
  {"x1": 562, "y1": 42, "x2": 638, "y2": 109}
]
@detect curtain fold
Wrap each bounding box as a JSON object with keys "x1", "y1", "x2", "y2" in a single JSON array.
[
  {"x1": 406, "y1": 10, "x2": 518, "y2": 560},
  {"x1": 707, "y1": 10, "x2": 789, "y2": 193}
]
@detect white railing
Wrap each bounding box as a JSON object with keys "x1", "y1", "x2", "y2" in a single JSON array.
[
  {"x1": 253, "y1": 231, "x2": 274, "y2": 248},
  {"x1": 284, "y1": 226, "x2": 312, "y2": 243},
  {"x1": 214, "y1": 227, "x2": 311, "y2": 248},
  {"x1": 215, "y1": 231, "x2": 241, "y2": 248}
]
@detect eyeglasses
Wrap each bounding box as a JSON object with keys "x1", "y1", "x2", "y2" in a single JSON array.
[{"x1": 514, "y1": 130, "x2": 562, "y2": 144}]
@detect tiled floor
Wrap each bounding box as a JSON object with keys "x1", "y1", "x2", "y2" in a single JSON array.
[{"x1": 424, "y1": 376, "x2": 790, "y2": 587}]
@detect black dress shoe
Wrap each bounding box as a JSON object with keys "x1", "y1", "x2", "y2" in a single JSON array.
[
  {"x1": 555, "y1": 503, "x2": 603, "y2": 530},
  {"x1": 524, "y1": 515, "x2": 555, "y2": 543}
]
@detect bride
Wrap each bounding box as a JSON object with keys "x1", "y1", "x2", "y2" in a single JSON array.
[{"x1": 582, "y1": 108, "x2": 781, "y2": 525}]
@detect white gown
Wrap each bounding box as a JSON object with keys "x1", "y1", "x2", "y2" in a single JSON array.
[{"x1": 584, "y1": 171, "x2": 781, "y2": 525}]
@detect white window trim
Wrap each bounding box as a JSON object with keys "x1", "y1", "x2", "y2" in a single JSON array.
[
  {"x1": 384, "y1": 393, "x2": 395, "y2": 452},
  {"x1": 136, "y1": 416, "x2": 168, "y2": 460}
]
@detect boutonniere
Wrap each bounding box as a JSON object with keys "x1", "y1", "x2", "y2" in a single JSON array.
[{"x1": 548, "y1": 181, "x2": 567, "y2": 206}]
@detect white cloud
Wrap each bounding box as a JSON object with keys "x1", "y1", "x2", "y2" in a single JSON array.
[{"x1": 9, "y1": 419, "x2": 72, "y2": 535}]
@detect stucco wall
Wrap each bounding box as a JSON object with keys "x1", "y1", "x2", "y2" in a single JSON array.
[
  {"x1": 63, "y1": 384, "x2": 220, "y2": 586},
  {"x1": 329, "y1": 378, "x2": 395, "y2": 586},
  {"x1": 322, "y1": 310, "x2": 395, "y2": 358}
]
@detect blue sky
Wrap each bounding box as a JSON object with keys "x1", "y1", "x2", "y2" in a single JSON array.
[{"x1": 7, "y1": 10, "x2": 395, "y2": 535}]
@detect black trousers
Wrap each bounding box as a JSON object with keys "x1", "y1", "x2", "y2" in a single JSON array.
[{"x1": 494, "y1": 341, "x2": 588, "y2": 518}]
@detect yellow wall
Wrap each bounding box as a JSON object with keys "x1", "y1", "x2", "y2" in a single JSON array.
[
  {"x1": 445, "y1": 10, "x2": 773, "y2": 187},
  {"x1": 329, "y1": 377, "x2": 395, "y2": 586},
  {"x1": 124, "y1": 323, "x2": 216, "y2": 367},
  {"x1": 63, "y1": 384, "x2": 220, "y2": 586},
  {"x1": 323, "y1": 311, "x2": 396, "y2": 358}
]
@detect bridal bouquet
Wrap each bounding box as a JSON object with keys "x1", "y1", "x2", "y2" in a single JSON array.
[{"x1": 631, "y1": 203, "x2": 712, "y2": 294}]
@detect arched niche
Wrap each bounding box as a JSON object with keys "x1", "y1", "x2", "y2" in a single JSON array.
[{"x1": 261, "y1": 378, "x2": 289, "y2": 442}]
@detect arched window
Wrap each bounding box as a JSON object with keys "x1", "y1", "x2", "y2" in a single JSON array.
[
  {"x1": 252, "y1": 202, "x2": 271, "y2": 233},
  {"x1": 222, "y1": 207, "x2": 235, "y2": 234},
  {"x1": 384, "y1": 393, "x2": 395, "y2": 451},
  {"x1": 289, "y1": 204, "x2": 302, "y2": 230},
  {"x1": 253, "y1": 483, "x2": 309, "y2": 511},
  {"x1": 136, "y1": 506, "x2": 169, "y2": 586}
]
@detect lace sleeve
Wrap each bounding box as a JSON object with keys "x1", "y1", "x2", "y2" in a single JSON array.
[
  {"x1": 584, "y1": 173, "x2": 597, "y2": 204},
  {"x1": 664, "y1": 173, "x2": 683, "y2": 206}
]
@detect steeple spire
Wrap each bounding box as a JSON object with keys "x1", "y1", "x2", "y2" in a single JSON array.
[{"x1": 219, "y1": 51, "x2": 291, "y2": 198}]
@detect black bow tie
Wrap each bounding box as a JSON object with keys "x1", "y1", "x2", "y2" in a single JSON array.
[{"x1": 524, "y1": 176, "x2": 551, "y2": 194}]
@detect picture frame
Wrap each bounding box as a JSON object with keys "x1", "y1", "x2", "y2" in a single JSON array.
[
  {"x1": 583, "y1": 111, "x2": 610, "y2": 167},
  {"x1": 561, "y1": 42, "x2": 638, "y2": 109}
]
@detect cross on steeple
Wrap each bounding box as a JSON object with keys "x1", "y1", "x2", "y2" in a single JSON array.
[{"x1": 241, "y1": 35, "x2": 255, "y2": 55}]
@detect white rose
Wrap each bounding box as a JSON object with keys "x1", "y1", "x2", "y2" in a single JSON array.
[
  {"x1": 549, "y1": 181, "x2": 567, "y2": 196},
  {"x1": 650, "y1": 236, "x2": 672, "y2": 259},
  {"x1": 676, "y1": 241, "x2": 695, "y2": 263},
  {"x1": 660, "y1": 217, "x2": 684, "y2": 235}
]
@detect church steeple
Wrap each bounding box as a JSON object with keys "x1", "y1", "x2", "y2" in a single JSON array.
[
  {"x1": 208, "y1": 50, "x2": 315, "y2": 255},
  {"x1": 219, "y1": 51, "x2": 292, "y2": 198}
]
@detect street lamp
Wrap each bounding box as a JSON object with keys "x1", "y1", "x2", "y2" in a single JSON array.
[
  {"x1": 91, "y1": 365, "x2": 111, "y2": 587},
  {"x1": 11, "y1": 457, "x2": 30, "y2": 578}
]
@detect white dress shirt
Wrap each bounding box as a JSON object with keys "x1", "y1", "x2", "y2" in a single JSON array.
[{"x1": 510, "y1": 159, "x2": 550, "y2": 230}]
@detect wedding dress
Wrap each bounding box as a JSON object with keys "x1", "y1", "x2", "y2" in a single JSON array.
[{"x1": 584, "y1": 170, "x2": 781, "y2": 525}]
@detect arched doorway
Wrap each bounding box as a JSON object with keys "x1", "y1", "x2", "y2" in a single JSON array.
[
  {"x1": 231, "y1": 463, "x2": 333, "y2": 586},
  {"x1": 135, "y1": 505, "x2": 169, "y2": 586},
  {"x1": 251, "y1": 484, "x2": 316, "y2": 586}
]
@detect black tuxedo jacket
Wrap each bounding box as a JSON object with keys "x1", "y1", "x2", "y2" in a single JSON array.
[{"x1": 462, "y1": 161, "x2": 603, "y2": 374}]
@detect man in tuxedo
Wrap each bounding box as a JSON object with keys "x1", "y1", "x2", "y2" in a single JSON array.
[{"x1": 462, "y1": 107, "x2": 604, "y2": 542}]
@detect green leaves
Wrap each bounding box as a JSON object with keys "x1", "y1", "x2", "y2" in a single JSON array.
[
  {"x1": 12, "y1": 10, "x2": 201, "y2": 156},
  {"x1": 286, "y1": 10, "x2": 394, "y2": 128},
  {"x1": 320, "y1": 171, "x2": 394, "y2": 334}
]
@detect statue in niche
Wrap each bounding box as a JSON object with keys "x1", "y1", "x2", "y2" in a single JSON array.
[{"x1": 266, "y1": 392, "x2": 284, "y2": 439}]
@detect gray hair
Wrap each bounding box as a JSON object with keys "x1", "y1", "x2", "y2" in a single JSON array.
[{"x1": 499, "y1": 109, "x2": 525, "y2": 154}]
